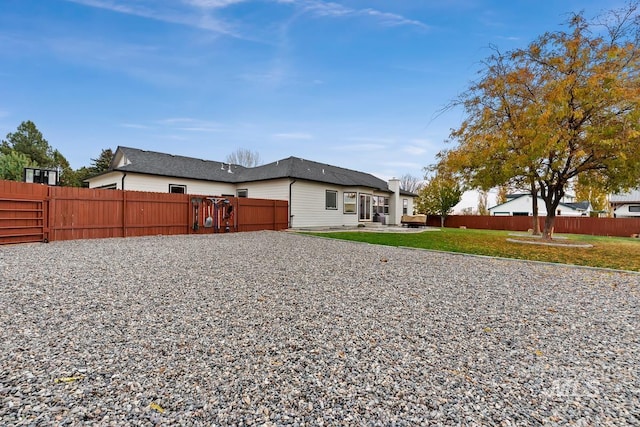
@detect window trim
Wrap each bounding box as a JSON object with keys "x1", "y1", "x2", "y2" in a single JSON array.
[
  {"x1": 23, "y1": 167, "x2": 59, "y2": 185},
  {"x1": 169, "y1": 184, "x2": 186, "y2": 194},
  {"x1": 325, "y1": 190, "x2": 338, "y2": 210},
  {"x1": 237, "y1": 189, "x2": 248, "y2": 198},
  {"x1": 343, "y1": 192, "x2": 357, "y2": 214},
  {"x1": 629, "y1": 205, "x2": 640, "y2": 212},
  {"x1": 402, "y1": 198, "x2": 408, "y2": 215}
]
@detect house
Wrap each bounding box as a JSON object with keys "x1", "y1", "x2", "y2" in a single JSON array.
[
  {"x1": 488, "y1": 194, "x2": 591, "y2": 217},
  {"x1": 610, "y1": 189, "x2": 640, "y2": 218},
  {"x1": 86, "y1": 146, "x2": 417, "y2": 228}
]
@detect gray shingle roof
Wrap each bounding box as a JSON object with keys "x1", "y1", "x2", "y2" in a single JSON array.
[
  {"x1": 564, "y1": 201, "x2": 591, "y2": 211},
  {"x1": 489, "y1": 194, "x2": 590, "y2": 212},
  {"x1": 610, "y1": 189, "x2": 640, "y2": 203},
  {"x1": 113, "y1": 147, "x2": 244, "y2": 182},
  {"x1": 111, "y1": 146, "x2": 391, "y2": 192}
]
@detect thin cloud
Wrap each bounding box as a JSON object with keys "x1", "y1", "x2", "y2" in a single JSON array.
[
  {"x1": 403, "y1": 146, "x2": 427, "y2": 156},
  {"x1": 298, "y1": 1, "x2": 429, "y2": 29},
  {"x1": 346, "y1": 136, "x2": 395, "y2": 144},
  {"x1": 183, "y1": 0, "x2": 248, "y2": 8},
  {"x1": 157, "y1": 118, "x2": 222, "y2": 132},
  {"x1": 402, "y1": 138, "x2": 436, "y2": 156},
  {"x1": 64, "y1": 0, "x2": 242, "y2": 38},
  {"x1": 383, "y1": 161, "x2": 423, "y2": 169},
  {"x1": 272, "y1": 132, "x2": 313, "y2": 140},
  {"x1": 334, "y1": 143, "x2": 386, "y2": 151},
  {"x1": 120, "y1": 123, "x2": 153, "y2": 130}
]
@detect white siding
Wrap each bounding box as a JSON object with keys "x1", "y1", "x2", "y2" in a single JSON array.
[
  {"x1": 489, "y1": 196, "x2": 584, "y2": 216},
  {"x1": 614, "y1": 203, "x2": 640, "y2": 217},
  {"x1": 89, "y1": 172, "x2": 235, "y2": 195},
  {"x1": 290, "y1": 181, "x2": 360, "y2": 228},
  {"x1": 88, "y1": 171, "x2": 123, "y2": 189},
  {"x1": 240, "y1": 179, "x2": 290, "y2": 200},
  {"x1": 87, "y1": 172, "x2": 416, "y2": 228}
]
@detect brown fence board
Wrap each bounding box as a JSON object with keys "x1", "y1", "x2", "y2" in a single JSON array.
[
  {"x1": 237, "y1": 198, "x2": 288, "y2": 232},
  {"x1": 0, "y1": 181, "x2": 47, "y2": 244},
  {"x1": 0, "y1": 180, "x2": 289, "y2": 244},
  {"x1": 48, "y1": 186, "x2": 126, "y2": 241},
  {"x1": 436, "y1": 215, "x2": 640, "y2": 237}
]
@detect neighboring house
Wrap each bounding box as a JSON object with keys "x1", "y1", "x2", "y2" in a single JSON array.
[
  {"x1": 488, "y1": 194, "x2": 591, "y2": 217},
  {"x1": 610, "y1": 189, "x2": 640, "y2": 218},
  {"x1": 86, "y1": 146, "x2": 417, "y2": 228}
]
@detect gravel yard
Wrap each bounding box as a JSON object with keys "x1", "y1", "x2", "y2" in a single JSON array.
[{"x1": 1, "y1": 231, "x2": 639, "y2": 426}]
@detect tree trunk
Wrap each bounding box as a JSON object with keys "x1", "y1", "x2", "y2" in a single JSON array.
[
  {"x1": 440, "y1": 215, "x2": 445, "y2": 228},
  {"x1": 541, "y1": 184, "x2": 564, "y2": 240},
  {"x1": 543, "y1": 214, "x2": 555, "y2": 240},
  {"x1": 530, "y1": 180, "x2": 541, "y2": 236}
]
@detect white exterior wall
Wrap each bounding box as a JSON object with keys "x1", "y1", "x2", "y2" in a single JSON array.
[
  {"x1": 388, "y1": 179, "x2": 401, "y2": 225},
  {"x1": 87, "y1": 172, "x2": 416, "y2": 228},
  {"x1": 489, "y1": 196, "x2": 584, "y2": 216},
  {"x1": 613, "y1": 203, "x2": 640, "y2": 217},
  {"x1": 87, "y1": 171, "x2": 123, "y2": 189},
  {"x1": 240, "y1": 179, "x2": 290, "y2": 200},
  {"x1": 88, "y1": 172, "x2": 235, "y2": 195},
  {"x1": 290, "y1": 181, "x2": 358, "y2": 228},
  {"x1": 407, "y1": 197, "x2": 415, "y2": 216}
]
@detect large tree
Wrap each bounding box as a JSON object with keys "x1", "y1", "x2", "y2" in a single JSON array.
[
  {"x1": 0, "y1": 151, "x2": 38, "y2": 181},
  {"x1": 439, "y1": 4, "x2": 640, "y2": 239},
  {"x1": 91, "y1": 148, "x2": 114, "y2": 173},
  {"x1": 1, "y1": 120, "x2": 73, "y2": 186},
  {"x1": 399, "y1": 173, "x2": 423, "y2": 193},
  {"x1": 65, "y1": 148, "x2": 114, "y2": 187},
  {"x1": 1, "y1": 120, "x2": 55, "y2": 167},
  {"x1": 415, "y1": 173, "x2": 462, "y2": 227},
  {"x1": 226, "y1": 148, "x2": 261, "y2": 167},
  {"x1": 573, "y1": 174, "x2": 609, "y2": 214}
]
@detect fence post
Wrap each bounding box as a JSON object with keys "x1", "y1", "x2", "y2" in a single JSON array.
[
  {"x1": 45, "y1": 185, "x2": 52, "y2": 242},
  {"x1": 122, "y1": 190, "x2": 127, "y2": 237}
]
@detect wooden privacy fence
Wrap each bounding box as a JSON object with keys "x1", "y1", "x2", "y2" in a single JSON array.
[
  {"x1": 428, "y1": 215, "x2": 640, "y2": 238},
  {"x1": 0, "y1": 180, "x2": 289, "y2": 245}
]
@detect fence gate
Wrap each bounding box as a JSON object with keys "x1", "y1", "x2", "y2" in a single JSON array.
[{"x1": 0, "y1": 196, "x2": 46, "y2": 245}]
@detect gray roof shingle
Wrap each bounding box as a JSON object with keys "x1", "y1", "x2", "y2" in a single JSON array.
[
  {"x1": 112, "y1": 146, "x2": 392, "y2": 192},
  {"x1": 610, "y1": 189, "x2": 640, "y2": 203}
]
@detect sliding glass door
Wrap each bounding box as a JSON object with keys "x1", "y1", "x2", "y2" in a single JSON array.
[{"x1": 359, "y1": 193, "x2": 371, "y2": 221}]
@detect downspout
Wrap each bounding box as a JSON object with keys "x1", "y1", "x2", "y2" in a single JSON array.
[
  {"x1": 121, "y1": 172, "x2": 127, "y2": 190},
  {"x1": 289, "y1": 179, "x2": 296, "y2": 228}
]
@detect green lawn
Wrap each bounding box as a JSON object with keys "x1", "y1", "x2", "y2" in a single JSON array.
[{"x1": 306, "y1": 228, "x2": 640, "y2": 272}]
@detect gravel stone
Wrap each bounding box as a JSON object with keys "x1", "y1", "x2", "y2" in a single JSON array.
[{"x1": 1, "y1": 231, "x2": 638, "y2": 426}]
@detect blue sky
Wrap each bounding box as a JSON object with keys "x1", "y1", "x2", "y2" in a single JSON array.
[{"x1": 0, "y1": 0, "x2": 615, "y2": 181}]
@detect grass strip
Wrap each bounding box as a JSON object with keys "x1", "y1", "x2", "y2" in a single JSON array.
[{"x1": 305, "y1": 228, "x2": 640, "y2": 272}]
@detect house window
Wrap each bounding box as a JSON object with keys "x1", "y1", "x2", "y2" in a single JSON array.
[
  {"x1": 237, "y1": 189, "x2": 248, "y2": 198},
  {"x1": 169, "y1": 184, "x2": 186, "y2": 194},
  {"x1": 343, "y1": 192, "x2": 356, "y2": 214},
  {"x1": 629, "y1": 205, "x2": 640, "y2": 212},
  {"x1": 403, "y1": 199, "x2": 408, "y2": 215},
  {"x1": 373, "y1": 196, "x2": 389, "y2": 215},
  {"x1": 24, "y1": 167, "x2": 58, "y2": 185},
  {"x1": 326, "y1": 190, "x2": 338, "y2": 210}
]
